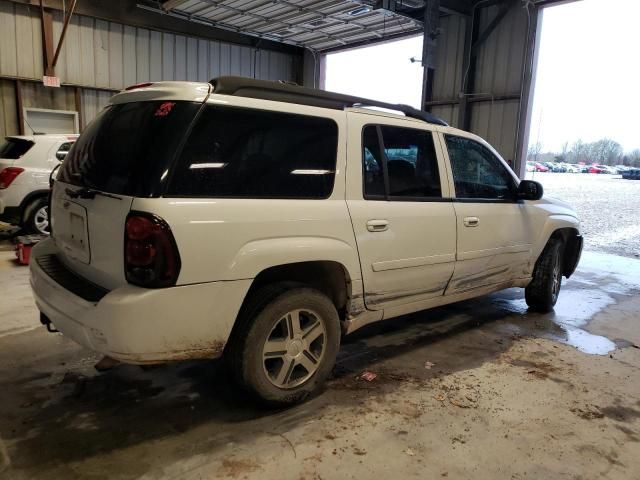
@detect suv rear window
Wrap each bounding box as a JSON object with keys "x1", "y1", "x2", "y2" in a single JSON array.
[
  {"x1": 0, "y1": 137, "x2": 34, "y2": 159},
  {"x1": 58, "y1": 101, "x2": 200, "y2": 197},
  {"x1": 167, "y1": 106, "x2": 338, "y2": 199}
]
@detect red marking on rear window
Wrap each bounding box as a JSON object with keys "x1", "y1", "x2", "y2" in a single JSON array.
[{"x1": 154, "y1": 102, "x2": 176, "y2": 117}]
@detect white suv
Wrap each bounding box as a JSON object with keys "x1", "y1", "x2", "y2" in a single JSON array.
[
  {"x1": 29, "y1": 78, "x2": 582, "y2": 405},
  {"x1": 0, "y1": 134, "x2": 78, "y2": 234}
]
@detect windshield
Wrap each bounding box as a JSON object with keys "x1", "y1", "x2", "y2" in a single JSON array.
[
  {"x1": 0, "y1": 137, "x2": 34, "y2": 159},
  {"x1": 58, "y1": 101, "x2": 201, "y2": 197}
]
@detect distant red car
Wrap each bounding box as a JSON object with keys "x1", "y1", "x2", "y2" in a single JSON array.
[
  {"x1": 589, "y1": 165, "x2": 607, "y2": 174},
  {"x1": 534, "y1": 163, "x2": 549, "y2": 172}
]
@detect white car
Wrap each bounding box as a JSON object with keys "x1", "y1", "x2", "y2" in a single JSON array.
[
  {"x1": 29, "y1": 78, "x2": 583, "y2": 405},
  {"x1": 0, "y1": 134, "x2": 78, "y2": 234}
]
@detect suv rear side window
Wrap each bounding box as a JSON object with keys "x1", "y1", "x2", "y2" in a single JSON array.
[
  {"x1": 58, "y1": 101, "x2": 201, "y2": 197},
  {"x1": 0, "y1": 137, "x2": 34, "y2": 159},
  {"x1": 445, "y1": 135, "x2": 516, "y2": 200},
  {"x1": 362, "y1": 125, "x2": 441, "y2": 200},
  {"x1": 168, "y1": 106, "x2": 338, "y2": 199},
  {"x1": 55, "y1": 142, "x2": 74, "y2": 161}
]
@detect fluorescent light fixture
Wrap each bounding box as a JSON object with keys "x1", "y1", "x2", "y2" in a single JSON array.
[
  {"x1": 189, "y1": 163, "x2": 227, "y2": 169},
  {"x1": 291, "y1": 169, "x2": 334, "y2": 175}
]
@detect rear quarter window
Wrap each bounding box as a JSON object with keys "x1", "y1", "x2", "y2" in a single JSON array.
[
  {"x1": 0, "y1": 137, "x2": 34, "y2": 159},
  {"x1": 167, "y1": 106, "x2": 339, "y2": 199},
  {"x1": 58, "y1": 101, "x2": 201, "y2": 196}
]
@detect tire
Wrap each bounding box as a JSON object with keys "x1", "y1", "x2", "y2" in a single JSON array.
[
  {"x1": 22, "y1": 197, "x2": 50, "y2": 235},
  {"x1": 227, "y1": 284, "x2": 341, "y2": 406},
  {"x1": 525, "y1": 238, "x2": 563, "y2": 312}
]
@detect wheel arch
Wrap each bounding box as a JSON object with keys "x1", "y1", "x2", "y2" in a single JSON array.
[
  {"x1": 19, "y1": 189, "x2": 49, "y2": 223},
  {"x1": 536, "y1": 216, "x2": 582, "y2": 278}
]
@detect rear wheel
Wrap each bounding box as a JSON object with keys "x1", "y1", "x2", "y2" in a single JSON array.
[
  {"x1": 228, "y1": 285, "x2": 340, "y2": 405},
  {"x1": 525, "y1": 238, "x2": 563, "y2": 312},
  {"x1": 22, "y1": 197, "x2": 49, "y2": 235}
]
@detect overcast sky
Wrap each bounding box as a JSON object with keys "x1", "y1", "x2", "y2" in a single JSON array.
[
  {"x1": 324, "y1": 35, "x2": 424, "y2": 109},
  {"x1": 325, "y1": 0, "x2": 639, "y2": 153},
  {"x1": 530, "y1": 0, "x2": 640, "y2": 153}
]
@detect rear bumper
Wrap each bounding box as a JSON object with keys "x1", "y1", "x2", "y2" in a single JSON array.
[{"x1": 29, "y1": 238, "x2": 252, "y2": 364}]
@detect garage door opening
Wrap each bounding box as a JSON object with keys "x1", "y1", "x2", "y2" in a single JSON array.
[
  {"x1": 323, "y1": 35, "x2": 424, "y2": 108},
  {"x1": 526, "y1": 0, "x2": 640, "y2": 259}
]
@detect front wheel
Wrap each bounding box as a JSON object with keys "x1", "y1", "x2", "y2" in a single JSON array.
[
  {"x1": 525, "y1": 238, "x2": 563, "y2": 312},
  {"x1": 22, "y1": 197, "x2": 50, "y2": 235},
  {"x1": 228, "y1": 286, "x2": 340, "y2": 405}
]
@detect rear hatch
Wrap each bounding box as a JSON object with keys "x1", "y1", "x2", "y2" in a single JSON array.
[
  {"x1": 52, "y1": 90, "x2": 206, "y2": 290},
  {"x1": 0, "y1": 137, "x2": 34, "y2": 183}
]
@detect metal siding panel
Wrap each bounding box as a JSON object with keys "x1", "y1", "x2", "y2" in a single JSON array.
[
  {"x1": 240, "y1": 46, "x2": 252, "y2": 78},
  {"x1": 136, "y1": 28, "x2": 151, "y2": 82},
  {"x1": 123, "y1": 25, "x2": 137, "y2": 87},
  {"x1": 175, "y1": 35, "x2": 187, "y2": 80},
  {"x1": 162, "y1": 33, "x2": 175, "y2": 81},
  {"x1": 0, "y1": 2, "x2": 18, "y2": 77},
  {"x1": 209, "y1": 40, "x2": 221, "y2": 78},
  {"x1": 197, "y1": 39, "x2": 209, "y2": 81},
  {"x1": 63, "y1": 17, "x2": 82, "y2": 84},
  {"x1": 187, "y1": 36, "x2": 199, "y2": 81},
  {"x1": 15, "y1": 4, "x2": 36, "y2": 79},
  {"x1": 108, "y1": 22, "x2": 124, "y2": 90},
  {"x1": 0, "y1": 79, "x2": 18, "y2": 137},
  {"x1": 31, "y1": 9, "x2": 43, "y2": 79},
  {"x1": 94, "y1": 20, "x2": 110, "y2": 88},
  {"x1": 81, "y1": 88, "x2": 112, "y2": 129},
  {"x1": 219, "y1": 42, "x2": 231, "y2": 75},
  {"x1": 229, "y1": 45, "x2": 241, "y2": 75},
  {"x1": 149, "y1": 30, "x2": 163, "y2": 81},
  {"x1": 79, "y1": 16, "x2": 96, "y2": 86}
]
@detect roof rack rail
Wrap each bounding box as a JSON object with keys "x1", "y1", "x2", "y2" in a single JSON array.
[{"x1": 209, "y1": 76, "x2": 448, "y2": 127}]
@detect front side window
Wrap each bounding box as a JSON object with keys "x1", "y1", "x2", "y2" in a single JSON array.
[
  {"x1": 445, "y1": 135, "x2": 516, "y2": 200},
  {"x1": 168, "y1": 106, "x2": 338, "y2": 199},
  {"x1": 362, "y1": 125, "x2": 442, "y2": 200}
]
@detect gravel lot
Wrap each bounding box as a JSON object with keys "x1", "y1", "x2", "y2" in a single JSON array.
[{"x1": 525, "y1": 172, "x2": 640, "y2": 258}]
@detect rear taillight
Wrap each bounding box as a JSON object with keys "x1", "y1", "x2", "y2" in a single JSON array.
[
  {"x1": 124, "y1": 212, "x2": 181, "y2": 288},
  {"x1": 0, "y1": 167, "x2": 25, "y2": 189}
]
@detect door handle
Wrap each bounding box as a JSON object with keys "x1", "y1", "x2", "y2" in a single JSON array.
[
  {"x1": 463, "y1": 216, "x2": 479, "y2": 227},
  {"x1": 367, "y1": 219, "x2": 389, "y2": 232}
]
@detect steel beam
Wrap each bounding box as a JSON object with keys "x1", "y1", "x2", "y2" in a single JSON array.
[
  {"x1": 421, "y1": 0, "x2": 440, "y2": 111},
  {"x1": 161, "y1": 0, "x2": 190, "y2": 11},
  {"x1": 51, "y1": 0, "x2": 77, "y2": 69}
]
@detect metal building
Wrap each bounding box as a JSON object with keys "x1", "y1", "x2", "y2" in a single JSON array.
[{"x1": 0, "y1": 0, "x2": 570, "y2": 177}]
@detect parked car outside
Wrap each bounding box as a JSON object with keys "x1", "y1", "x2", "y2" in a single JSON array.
[
  {"x1": 589, "y1": 165, "x2": 608, "y2": 174},
  {"x1": 29, "y1": 78, "x2": 583, "y2": 405},
  {"x1": 0, "y1": 134, "x2": 78, "y2": 234},
  {"x1": 526, "y1": 161, "x2": 535, "y2": 172},
  {"x1": 534, "y1": 162, "x2": 549, "y2": 172},
  {"x1": 564, "y1": 164, "x2": 580, "y2": 173}
]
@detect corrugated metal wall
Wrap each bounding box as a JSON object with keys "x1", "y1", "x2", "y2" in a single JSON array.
[
  {"x1": 0, "y1": 0, "x2": 299, "y2": 135},
  {"x1": 0, "y1": 79, "x2": 18, "y2": 138},
  {"x1": 431, "y1": 4, "x2": 530, "y2": 163}
]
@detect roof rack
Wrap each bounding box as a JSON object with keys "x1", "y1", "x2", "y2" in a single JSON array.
[{"x1": 209, "y1": 76, "x2": 448, "y2": 127}]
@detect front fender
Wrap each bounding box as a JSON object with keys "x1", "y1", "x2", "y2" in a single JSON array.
[
  {"x1": 228, "y1": 236, "x2": 362, "y2": 282},
  {"x1": 533, "y1": 214, "x2": 581, "y2": 266}
]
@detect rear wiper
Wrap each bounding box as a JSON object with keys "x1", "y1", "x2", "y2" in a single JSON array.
[{"x1": 65, "y1": 187, "x2": 122, "y2": 200}]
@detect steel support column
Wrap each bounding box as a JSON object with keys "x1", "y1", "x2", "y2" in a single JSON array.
[{"x1": 421, "y1": 0, "x2": 440, "y2": 112}]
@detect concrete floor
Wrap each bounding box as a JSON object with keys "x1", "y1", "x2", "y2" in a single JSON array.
[{"x1": 1, "y1": 244, "x2": 640, "y2": 480}]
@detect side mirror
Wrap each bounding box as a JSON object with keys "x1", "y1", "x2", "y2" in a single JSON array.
[
  {"x1": 517, "y1": 180, "x2": 543, "y2": 200},
  {"x1": 55, "y1": 151, "x2": 68, "y2": 161}
]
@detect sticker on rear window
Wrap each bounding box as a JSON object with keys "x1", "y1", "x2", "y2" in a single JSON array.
[{"x1": 154, "y1": 102, "x2": 176, "y2": 117}]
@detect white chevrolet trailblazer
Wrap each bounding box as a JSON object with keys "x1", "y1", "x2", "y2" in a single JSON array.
[
  {"x1": 30, "y1": 77, "x2": 582, "y2": 405},
  {"x1": 0, "y1": 134, "x2": 77, "y2": 234}
]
